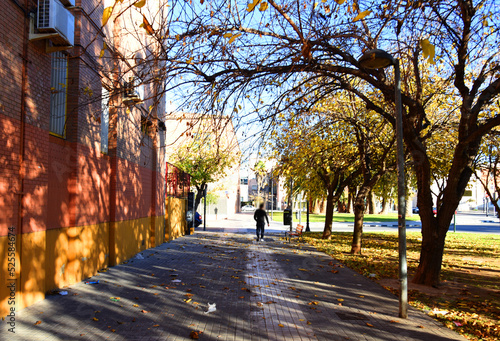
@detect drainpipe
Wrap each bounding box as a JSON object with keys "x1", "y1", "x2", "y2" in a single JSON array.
[{"x1": 16, "y1": 0, "x2": 30, "y2": 307}]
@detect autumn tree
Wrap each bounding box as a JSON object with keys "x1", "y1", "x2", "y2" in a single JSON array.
[
  {"x1": 105, "y1": 1, "x2": 500, "y2": 286},
  {"x1": 251, "y1": 160, "x2": 267, "y2": 205},
  {"x1": 270, "y1": 109, "x2": 361, "y2": 239},
  {"x1": 316, "y1": 93, "x2": 397, "y2": 252},
  {"x1": 169, "y1": 116, "x2": 240, "y2": 211},
  {"x1": 473, "y1": 130, "x2": 500, "y2": 216}
]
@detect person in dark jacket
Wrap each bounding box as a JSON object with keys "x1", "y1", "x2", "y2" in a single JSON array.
[{"x1": 253, "y1": 203, "x2": 269, "y2": 241}]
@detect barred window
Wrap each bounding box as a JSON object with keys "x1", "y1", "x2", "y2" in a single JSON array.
[
  {"x1": 101, "y1": 87, "x2": 109, "y2": 154},
  {"x1": 49, "y1": 52, "x2": 68, "y2": 137}
]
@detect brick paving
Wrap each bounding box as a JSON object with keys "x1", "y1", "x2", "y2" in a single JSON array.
[{"x1": 8, "y1": 229, "x2": 465, "y2": 341}]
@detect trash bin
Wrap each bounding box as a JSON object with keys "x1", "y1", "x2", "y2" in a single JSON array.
[{"x1": 283, "y1": 209, "x2": 292, "y2": 225}]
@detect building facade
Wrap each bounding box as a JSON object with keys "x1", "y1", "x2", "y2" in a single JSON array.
[{"x1": 0, "y1": 0, "x2": 184, "y2": 317}]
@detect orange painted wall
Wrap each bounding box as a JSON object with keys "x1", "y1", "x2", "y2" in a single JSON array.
[{"x1": 166, "y1": 197, "x2": 187, "y2": 241}]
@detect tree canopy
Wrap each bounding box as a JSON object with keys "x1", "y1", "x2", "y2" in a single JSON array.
[{"x1": 101, "y1": 0, "x2": 500, "y2": 286}]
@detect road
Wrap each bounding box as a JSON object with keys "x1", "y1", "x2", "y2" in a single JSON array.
[{"x1": 204, "y1": 211, "x2": 500, "y2": 234}]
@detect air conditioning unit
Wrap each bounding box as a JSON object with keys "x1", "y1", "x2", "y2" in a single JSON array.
[
  {"x1": 122, "y1": 77, "x2": 144, "y2": 106},
  {"x1": 37, "y1": 0, "x2": 74, "y2": 46}
]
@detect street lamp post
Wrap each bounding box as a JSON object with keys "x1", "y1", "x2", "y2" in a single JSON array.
[
  {"x1": 359, "y1": 49, "x2": 407, "y2": 319},
  {"x1": 306, "y1": 198, "x2": 310, "y2": 232},
  {"x1": 203, "y1": 187, "x2": 207, "y2": 231}
]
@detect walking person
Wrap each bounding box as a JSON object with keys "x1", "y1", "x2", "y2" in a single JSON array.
[{"x1": 253, "y1": 203, "x2": 269, "y2": 241}]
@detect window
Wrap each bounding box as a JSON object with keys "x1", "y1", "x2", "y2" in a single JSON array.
[
  {"x1": 101, "y1": 87, "x2": 109, "y2": 154},
  {"x1": 240, "y1": 178, "x2": 248, "y2": 185},
  {"x1": 49, "y1": 52, "x2": 68, "y2": 137}
]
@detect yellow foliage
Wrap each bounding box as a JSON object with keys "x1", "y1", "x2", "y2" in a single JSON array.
[
  {"x1": 99, "y1": 42, "x2": 107, "y2": 59},
  {"x1": 102, "y1": 7, "x2": 113, "y2": 26},
  {"x1": 133, "y1": 0, "x2": 146, "y2": 8},
  {"x1": 247, "y1": 0, "x2": 261, "y2": 12},
  {"x1": 420, "y1": 39, "x2": 436, "y2": 64},
  {"x1": 228, "y1": 33, "x2": 242, "y2": 44},
  {"x1": 353, "y1": 10, "x2": 371, "y2": 22}
]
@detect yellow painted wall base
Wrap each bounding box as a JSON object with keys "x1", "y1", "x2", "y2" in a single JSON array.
[
  {"x1": 0, "y1": 233, "x2": 22, "y2": 319},
  {"x1": 109, "y1": 217, "x2": 150, "y2": 266},
  {"x1": 0, "y1": 214, "x2": 171, "y2": 317},
  {"x1": 45, "y1": 223, "x2": 109, "y2": 292},
  {"x1": 166, "y1": 197, "x2": 187, "y2": 241}
]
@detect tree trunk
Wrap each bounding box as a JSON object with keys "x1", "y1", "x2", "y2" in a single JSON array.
[
  {"x1": 410, "y1": 126, "x2": 482, "y2": 286},
  {"x1": 351, "y1": 186, "x2": 370, "y2": 254},
  {"x1": 380, "y1": 196, "x2": 388, "y2": 214},
  {"x1": 347, "y1": 186, "x2": 355, "y2": 213},
  {"x1": 412, "y1": 229, "x2": 446, "y2": 287},
  {"x1": 322, "y1": 186, "x2": 335, "y2": 239},
  {"x1": 368, "y1": 191, "x2": 375, "y2": 214},
  {"x1": 406, "y1": 195, "x2": 413, "y2": 217},
  {"x1": 194, "y1": 183, "x2": 206, "y2": 212}
]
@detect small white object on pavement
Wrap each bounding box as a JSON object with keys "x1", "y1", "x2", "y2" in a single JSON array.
[{"x1": 205, "y1": 303, "x2": 216, "y2": 314}]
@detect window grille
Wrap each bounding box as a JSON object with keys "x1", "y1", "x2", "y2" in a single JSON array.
[
  {"x1": 50, "y1": 51, "x2": 68, "y2": 137},
  {"x1": 166, "y1": 163, "x2": 191, "y2": 199}
]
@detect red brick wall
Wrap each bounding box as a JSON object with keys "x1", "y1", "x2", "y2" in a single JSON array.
[
  {"x1": 21, "y1": 124, "x2": 49, "y2": 234},
  {"x1": 0, "y1": 0, "x2": 50, "y2": 237},
  {"x1": 47, "y1": 137, "x2": 75, "y2": 229},
  {"x1": 0, "y1": 0, "x2": 166, "y2": 234},
  {"x1": 74, "y1": 143, "x2": 111, "y2": 227},
  {"x1": 0, "y1": 114, "x2": 21, "y2": 237}
]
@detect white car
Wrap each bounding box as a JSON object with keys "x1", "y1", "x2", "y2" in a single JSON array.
[{"x1": 241, "y1": 205, "x2": 256, "y2": 212}]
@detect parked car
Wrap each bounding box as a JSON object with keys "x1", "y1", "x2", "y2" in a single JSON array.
[
  {"x1": 241, "y1": 205, "x2": 256, "y2": 212},
  {"x1": 194, "y1": 212, "x2": 202, "y2": 227},
  {"x1": 412, "y1": 207, "x2": 419, "y2": 214}
]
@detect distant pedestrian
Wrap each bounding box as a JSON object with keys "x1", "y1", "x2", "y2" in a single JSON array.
[{"x1": 253, "y1": 203, "x2": 269, "y2": 242}]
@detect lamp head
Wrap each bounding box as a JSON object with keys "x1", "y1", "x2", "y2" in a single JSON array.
[{"x1": 359, "y1": 49, "x2": 395, "y2": 69}]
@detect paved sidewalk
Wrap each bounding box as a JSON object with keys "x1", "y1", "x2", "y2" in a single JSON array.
[{"x1": 9, "y1": 230, "x2": 464, "y2": 340}]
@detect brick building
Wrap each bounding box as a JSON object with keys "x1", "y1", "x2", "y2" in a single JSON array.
[{"x1": 0, "y1": 0, "x2": 184, "y2": 317}]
